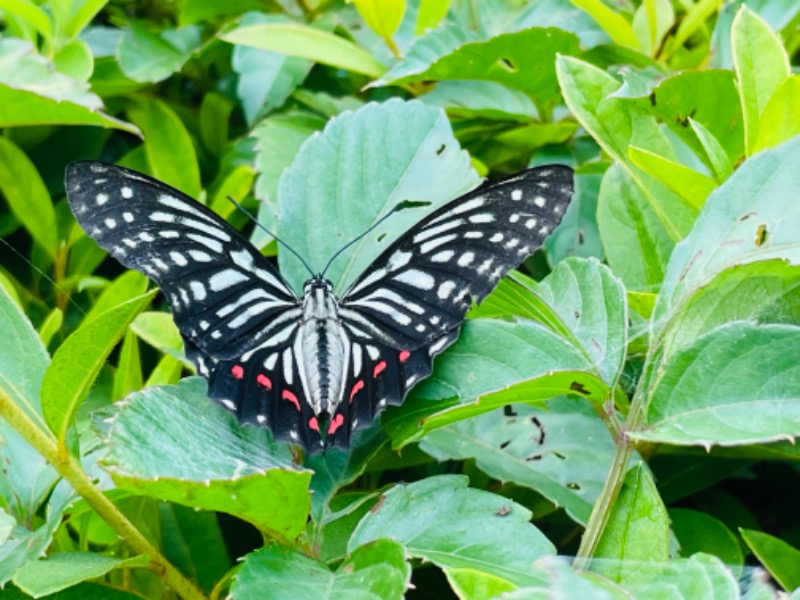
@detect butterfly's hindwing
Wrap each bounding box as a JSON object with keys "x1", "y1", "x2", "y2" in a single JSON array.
[{"x1": 65, "y1": 162, "x2": 298, "y2": 361}]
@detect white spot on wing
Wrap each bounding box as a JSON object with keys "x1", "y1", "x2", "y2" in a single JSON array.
[
  {"x1": 451, "y1": 197, "x2": 486, "y2": 214},
  {"x1": 437, "y1": 280, "x2": 456, "y2": 299},
  {"x1": 104, "y1": 218, "x2": 116, "y2": 229},
  {"x1": 420, "y1": 234, "x2": 457, "y2": 254},
  {"x1": 209, "y1": 269, "x2": 248, "y2": 291},
  {"x1": 509, "y1": 214, "x2": 520, "y2": 223},
  {"x1": 159, "y1": 230, "x2": 179, "y2": 239},
  {"x1": 221, "y1": 398, "x2": 236, "y2": 411},
  {"x1": 265, "y1": 353, "x2": 278, "y2": 370},
  {"x1": 469, "y1": 214, "x2": 494, "y2": 224},
  {"x1": 489, "y1": 233, "x2": 503, "y2": 243},
  {"x1": 414, "y1": 219, "x2": 463, "y2": 243},
  {"x1": 366, "y1": 345, "x2": 380, "y2": 360},
  {"x1": 534, "y1": 195, "x2": 547, "y2": 208},
  {"x1": 464, "y1": 232, "x2": 483, "y2": 239},
  {"x1": 457, "y1": 252, "x2": 474, "y2": 267},
  {"x1": 121, "y1": 187, "x2": 133, "y2": 199},
  {"x1": 96, "y1": 193, "x2": 108, "y2": 206},
  {"x1": 188, "y1": 250, "x2": 212, "y2": 262},
  {"x1": 170, "y1": 251, "x2": 188, "y2": 266},
  {"x1": 283, "y1": 348, "x2": 293, "y2": 385},
  {"x1": 187, "y1": 233, "x2": 223, "y2": 253},
  {"x1": 511, "y1": 190, "x2": 523, "y2": 201},
  {"x1": 353, "y1": 344, "x2": 362, "y2": 376},
  {"x1": 123, "y1": 212, "x2": 134, "y2": 223},
  {"x1": 393, "y1": 269, "x2": 435, "y2": 290},
  {"x1": 525, "y1": 218, "x2": 538, "y2": 229},
  {"x1": 431, "y1": 250, "x2": 455, "y2": 263},
  {"x1": 190, "y1": 281, "x2": 206, "y2": 301}
]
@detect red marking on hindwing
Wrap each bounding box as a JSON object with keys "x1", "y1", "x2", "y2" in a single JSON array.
[
  {"x1": 399, "y1": 350, "x2": 411, "y2": 363},
  {"x1": 231, "y1": 365, "x2": 244, "y2": 379},
  {"x1": 373, "y1": 361, "x2": 387, "y2": 378},
  {"x1": 256, "y1": 374, "x2": 272, "y2": 390},
  {"x1": 349, "y1": 379, "x2": 364, "y2": 403},
  {"x1": 309, "y1": 417, "x2": 319, "y2": 432},
  {"x1": 282, "y1": 389, "x2": 300, "y2": 411},
  {"x1": 328, "y1": 414, "x2": 344, "y2": 435}
]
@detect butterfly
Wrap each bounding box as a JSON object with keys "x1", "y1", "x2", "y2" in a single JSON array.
[{"x1": 65, "y1": 162, "x2": 574, "y2": 452}]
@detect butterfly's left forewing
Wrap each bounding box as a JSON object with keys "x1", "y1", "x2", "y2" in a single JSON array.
[
  {"x1": 66, "y1": 162, "x2": 312, "y2": 442},
  {"x1": 328, "y1": 165, "x2": 574, "y2": 446}
]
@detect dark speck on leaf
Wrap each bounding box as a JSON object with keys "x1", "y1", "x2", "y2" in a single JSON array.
[
  {"x1": 495, "y1": 505, "x2": 511, "y2": 516},
  {"x1": 370, "y1": 494, "x2": 385, "y2": 514},
  {"x1": 755, "y1": 224, "x2": 768, "y2": 247},
  {"x1": 435, "y1": 143, "x2": 446, "y2": 155},
  {"x1": 570, "y1": 381, "x2": 590, "y2": 395}
]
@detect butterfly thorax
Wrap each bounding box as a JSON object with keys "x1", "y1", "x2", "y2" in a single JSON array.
[{"x1": 298, "y1": 277, "x2": 350, "y2": 423}]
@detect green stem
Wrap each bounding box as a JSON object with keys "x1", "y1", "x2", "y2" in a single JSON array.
[{"x1": 0, "y1": 390, "x2": 207, "y2": 600}]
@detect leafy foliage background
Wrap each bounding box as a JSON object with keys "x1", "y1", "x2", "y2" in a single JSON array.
[{"x1": 1, "y1": 0, "x2": 800, "y2": 598}]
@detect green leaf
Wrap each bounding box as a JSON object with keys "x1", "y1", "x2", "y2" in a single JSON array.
[
  {"x1": 623, "y1": 553, "x2": 740, "y2": 598},
  {"x1": 52, "y1": 38, "x2": 93, "y2": 81},
  {"x1": 0, "y1": 137, "x2": 58, "y2": 259},
  {"x1": 571, "y1": 0, "x2": 639, "y2": 48},
  {"x1": 420, "y1": 399, "x2": 622, "y2": 525},
  {"x1": 0, "y1": 39, "x2": 137, "y2": 132},
  {"x1": 127, "y1": 99, "x2": 201, "y2": 198},
  {"x1": 383, "y1": 318, "x2": 606, "y2": 447},
  {"x1": 741, "y1": 529, "x2": 800, "y2": 591},
  {"x1": 113, "y1": 330, "x2": 142, "y2": 401},
  {"x1": 231, "y1": 13, "x2": 314, "y2": 125},
  {"x1": 278, "y1": 99, "x2": 479, "y2": 292},
  {"x1": 251, "y1": 111, "x2": 325, "y2": 249},
  {"x1": 221, "y1": 23, "x2": 385, "y2": 78},
  {"x1": 530, "y1": 257, "x2": 627, "y2": 386},
  {"x1": 41, "y1": 291, "x2": 157, "y2": 446},
  {"x1": 232, "y1": 539, "x2": 410, "y2": 600},
  {"x1": 635, "y1": 323, "x2": 800, "y2": 447},
  {"x1": 732, "y1": 6, "x2": 791, "y2": 155},
  {"x1": 0, "y1": 285, "x2": 57, "y2": 525},
  {"x1": 594, "y1": 464, "x2": 670, "y2": 582},
  {"x1": 753, "y1": 76, "x2": 800, "y2": 154},
  {"x1": 689, "y1": 117, "x2": 733, "y2": 182},
  {"x1": 632, "y1": 0, "x2": 674, "y2": 57},
  {"x1": 596, "y1": 164, "x2": 673, "y2": 292},
  {"x1": 501, "y1": 557, "x2": 629, "y2": 599},
  {"x1": 444, "y1": 569, "x2": 515, "y2": 600},
  {"x1": 627, "y1": 146, "x2": 716, "y2": 211},
  {"x1": 101, "y1": 378, "x2": 311, "y2": 542},
  {"x1": 63, "y1": 0, "x2": 109, "y2": 39},
  {"x1": 415, "y1": 0, "x2": 452, "y2": 34},
  {"x1": 652, "y1": 70, "x2": 744, "y2": 166},
  {"x1": 82, "y1": 271, "x2": 149, "y2": 325},
  {"x1": 130, "y1": 311, "x2": 183, "y2": 356},
  {"x1": 349, "y1": 475, "x2": 554, "y2": 586},
  {"x1": 653, "y1": 134, "x2": 800, "y2": 331},
  {"x1": 117, "y1": 22, "x2": 203, "y2": 83},
  {"x1": 669, "y1": 508, "x2": 743, "y2": 566},
  {"x1": 12, "y1": 553, "x2": 148, "y2": 598},
  {"x1": 38, "y1": 308, "x2": 63, "y2": 349},
  {"x1": 421, "y1": 80, "x2": 539, "y2": 121},
  {"x1": 557, "y1": 56, "x2": 696, "y2": 244},
  {"x1": 376, "y1": 27, "x2": 581, "y2": 109},
  {"x1": 351, "y1": 0, "x2": 406, "y2": 40},
  {"x1": 657, "y1": 260, "x2": 800, "y2": 360},
  {"x1": 0, "y1": 0, "x2": 53, "y2": 41}
]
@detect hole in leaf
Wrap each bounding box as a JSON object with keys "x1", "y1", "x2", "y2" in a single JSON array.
[{"x1": 498, "y1": 57, "x2": 516, "y2": 72}]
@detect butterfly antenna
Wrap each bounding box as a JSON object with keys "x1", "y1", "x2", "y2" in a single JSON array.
[
  {"x1": 226, "y1": 196, "x2": 315, "y2": 277},
  {"x1": 320, "y1": 206, "x2": 401, "y2": 278},
  {"x1": 0, "y1": 238, "x2": 86, "y2": 316}
]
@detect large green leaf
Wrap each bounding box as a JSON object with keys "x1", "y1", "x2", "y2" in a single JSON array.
[
  {"x1": 41, "y1": 291, "x2": 157, "y2": 446},
  {"x1": 0, "y1": 38, "x2": 137, "y2": 132},
  {"x1": 0, "y1": 285, "x2": 56, "y2": 525},
  {"x1": 383, "y1": 318, "x2": 607, "y2": 447},
  {"x1": 231, "y1": 539, "x2": 410, "y2": 600},
  {"x1": 623, "y1": 553, "x2": 741, "y2": 599},
  {"x1": 278, "y1": 98, "x2": 479, "y2": 292},
  {"x1": 741, "y1": 529, "x2": 800, "y2": 591},
  {"x1": 653, "y1": 134, "x2": 800, "y2": 339},
  {"x1": 420, "y1": 399, "x2": 621, "y2": 525},
  {"x1": 232, "y1": 13, "x2": 314, "y2": 125},
  {"x1": 732, "y1": 6, "x2": 790, "y2": 155},
  {"x1": 221, "y1": 22, "x2": 385, "y2": 78},
  {"x1": 116, "y1": 22, "x2": 203, "y2": 83},
  {"x1": 0, "y1": 137, "x2": 58, "y2": 259},
  {"x1": 593, "y1": 464, "x2": 670, "y2": 583},
  {"x1": 375, "y1": 27, "x2": 580, "y2": 110},
  {"x1": 100, "y1": 378, "x2": 311, "y2": 542},
  {"x1": 349, "y1": 475, "x2": 554, "y2": 586},
  {"x1": 12, "y1": 553, "x2": 148, "y2": 598},
  {"x1": 634, "y1": 323, "x2": 800, "y2": 447}
]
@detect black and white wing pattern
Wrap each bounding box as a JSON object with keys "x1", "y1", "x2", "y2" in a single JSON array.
[
  {"x1": 328, "y1": 166, "x2": 574, "y2": 446},
  {"x1": 65, "y1": 162, "x2": 309, "y2": 438},
  {"x1": 66, "y1": 161, "x2": 574, "y2": 452}
]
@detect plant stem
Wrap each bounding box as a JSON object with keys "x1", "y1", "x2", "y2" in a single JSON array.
[{"x1": 0, "y1": 390, "x2": 207, "y2": 600}]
